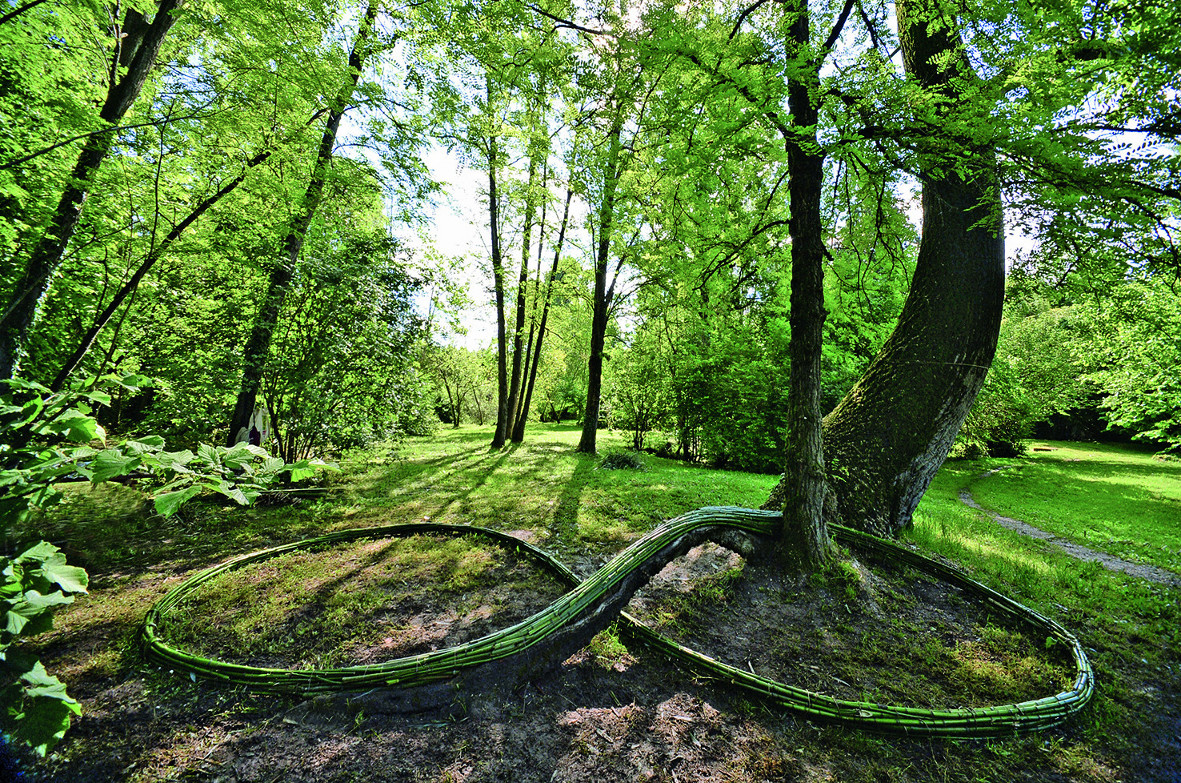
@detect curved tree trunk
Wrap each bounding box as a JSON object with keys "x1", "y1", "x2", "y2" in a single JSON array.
[
  {"x1": 226, "y1": 0, "x2": 378, "y2": 444},
  {"x1": 764, "y1": 0, "x2": 1005, "y2": 537}
]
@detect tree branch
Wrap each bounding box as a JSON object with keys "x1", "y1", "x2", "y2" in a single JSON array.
[
  {"x1": 525, "y1": 4, "x2": 613, "y2": 36},
  {"x1": 0, "y1": 112, "x2": 218, "y2": 172},
  {"x1": 729, "y1": 0, "x2": 773, "y2": 40},
  {"x1": 0, "y1": 0, "x2": 49, "y2": 26},
  {"x1": 822, "y1": 0, "x2": 857, "y2": 52}
]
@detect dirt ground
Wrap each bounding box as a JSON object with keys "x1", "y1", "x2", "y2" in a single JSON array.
[{"x1": 16, "y1": 537, "x2": 1181, "y2": 783}]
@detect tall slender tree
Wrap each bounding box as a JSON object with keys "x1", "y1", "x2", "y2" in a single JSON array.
[
  {"x1": 0, "y1": 0, "x2": 184, "y2": 378},
  {"x1": 576, "y1": 105, "x2": 625, "y2": 453},
  {"x1": 513, "y1": 187, "x2": 574, "y2": 441},
  {"x1": 485, "y1": 74, "x2": 512, "y2": 449},
  {"x1": 504, "y1": 90, "x2": 547, "y2": 444},
  {"x1": 776, "y1": 0, "x2": 839, "y2": 567},
  {"x1": 226, "y1": 0, "x2": 381, "y2": 443}
]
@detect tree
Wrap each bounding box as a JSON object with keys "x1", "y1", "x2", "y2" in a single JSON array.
[
  {"x1": 1077, "y1": 278, "x2": 1181, "y2": 453},
  {"x1": 483, "y1": 72, "x2": 512, "y2": 448},
  {"x1": 761, "y1": 0, "x2": 1005, "y2": 539},
  {"x1": 956, "y1": 300, "x2": 1089, "y2": 457},
  {"x1": 512, "y1": 187, "x2": 575, "y2": 440},
  {"x1": 226, "y1": 0, "x2": 382, "y2": 445},
  {"x1": 0, "y1": 0, "x2": 185, "y2": 378},
  {"x1": 572, "y1": 26, "x2": 657, "y2": 454},
  {"x1": 504, "y1": 81, "x2": 551, "y2": 442},
  {"x1": 774, "y1": 0, "x2": 842, "y2": 566},
  {"x1": 261, "y1": 226, "x2": 427, "y2": 460},
  {"x1": 575, "y1": 102, "x2": 626, "y2": 454}
]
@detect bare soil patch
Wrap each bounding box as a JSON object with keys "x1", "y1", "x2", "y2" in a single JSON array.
[
  {"x1": 154, "y1": 533, "x2": 569, "y2": 671},
  {"x1": 626, "y1": 542, "x2": 1075, "y2": 710}
]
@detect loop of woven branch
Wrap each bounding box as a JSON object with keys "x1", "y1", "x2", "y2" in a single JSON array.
[{"x1": 142, "y1": 508, "x2": 1093, "y2": 737}]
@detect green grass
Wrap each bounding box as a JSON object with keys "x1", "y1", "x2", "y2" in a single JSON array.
[
  {"x1": 965, "y1": 440, "x2": 1181, "y2": 572},
  {"x1": 334, "y1": 424, "x2": 777, "y2": 556},
  {"x1": 20, "y1": 426, "x2": 1181, "y2": 782},
  {"x1": 910, "y1": 450, "x2": 1180, "y2": 768}
]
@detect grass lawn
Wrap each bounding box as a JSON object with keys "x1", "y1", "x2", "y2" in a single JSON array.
[
  {"x1": 963, "y1": 440, "x2": 1181, "y2": 573},
  {"x1": 12, "y1": 425, "x2": 1181, "y2": 782}
]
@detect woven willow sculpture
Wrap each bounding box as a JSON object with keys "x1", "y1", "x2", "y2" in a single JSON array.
[{"x1": 143, "y1": 509, "x2": 1093, "y2": 737}]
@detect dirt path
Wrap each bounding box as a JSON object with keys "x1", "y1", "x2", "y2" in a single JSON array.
[{"x1": 958, "y1": 473, "x2": 1181, "y2": 587}]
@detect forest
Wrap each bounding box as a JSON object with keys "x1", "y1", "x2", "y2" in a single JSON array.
[{"x1": 1, "y1": 0, "x2": 1179, "y2": 779}]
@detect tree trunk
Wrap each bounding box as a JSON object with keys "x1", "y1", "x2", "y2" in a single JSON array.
[
  {"x1": 227, "y1": 0, "x2": 378, "y2": 444},
  {"x1": 577, "y1": 115, "x2": 624, "y2": 454},
  {"x1": 504, "y1": 121, "x2": 542, "y2": 443},
  {"x1": 487, "y1": 79, "x2": 509, "y2": 449},
  {"x1": 470, "y1": 379, "x2": 486, "y2": 425},
  {"x1": 512, "y1": 161, "x2": 550, "y2": 442},
  {"x1": 514, "y1": 188, "x2": 572, "y2": 442},
  {"x1": 0, "y1": 0, "x2": 182, "y2": 379},
  {"x1": 776, "y1": 0, "x2": 832, "y2": 568},
  {"x1": 763, "y1": 0, "x2": 1005, "y2": 537}
]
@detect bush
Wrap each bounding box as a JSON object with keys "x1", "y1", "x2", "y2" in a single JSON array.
[{"x1": 598, "y1": 450, "x2": 646, "y2": 470}]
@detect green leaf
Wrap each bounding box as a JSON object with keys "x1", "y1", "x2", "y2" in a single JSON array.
[
  {"x1": 117, "y1": 373, "x2": 153, "y2": 390},
  {"x1": 124, "y1": 435, "x2": 166, "y2": 455},
  {"x1": 35, "y1": 552, "x2": 88, "y2": 595},
  {"x1": 5, "y1": 661, "x2": 81, "y2": 757},
  {"x1": 0, "y1": 562, "x2": 24, "y2": 599},
  {"x1": 223, "y1": 484, "x2": 249, "y2": 506},
  {"x1": 152, "y1": 449, "x2": 195, "y2": 473},
  {"x1": 14, "y1": 542, "x2": 62, "y2": 565},
  {"x1": 90, "y1": 449, "x2": 140, "y2": 482},
  {"x1": 15, "y1": 397, "x2": 44, "y2": 428},
  {"x1": 196, "y1": 443, "x2": 220, "y2": 466},
  {"x1": 81, "y1": 390, "x2": 111, "y2": 406},
  {"x1": 43, "y1": 412, "x2": 100, "y2": 443},
  {"x1": 289, "y1": 466, "x2": 316, "y2": 482},
  {"x1": 152, "y1": 487, "x2": 201, "y2": 518},
  {"x1": 4, "y1": 590, "x2": 73, "y2": 637}
]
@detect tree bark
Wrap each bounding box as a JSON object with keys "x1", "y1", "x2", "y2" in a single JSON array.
[
  {"x1": 777, "y1": 0, "x2": 832, "y2": 568},
  {"x1": 226, "y1": 0, "x2": 379, "y2": 444},
  {"x1": 763, "y1": 0, "x2": 1005, "y2": 537},
  {"x1": 0, "y1": 0, "x2": 182, "y2": 379},
  {"x1": 577, "y1": 114, "x2": 624, "y2": 454}
]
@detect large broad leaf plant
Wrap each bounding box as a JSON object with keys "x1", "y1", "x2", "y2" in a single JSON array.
[{"x1": 0, "y1": 375, "x2": 333, "y2": 757}]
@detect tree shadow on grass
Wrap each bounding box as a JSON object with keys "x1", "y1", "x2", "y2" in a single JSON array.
[
  {"x1": 550, "y1": 454, "x2": 596, "y2": 554},
  {"x1": 421, "y1": 443, "x2": 521, "y2": 522},
  {"x1": 160, "y1": 535, "x2": 409, "y2": 668},
  {"x1": 1033, "y1": 457, "x2": 1181, "y2": 483}
]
